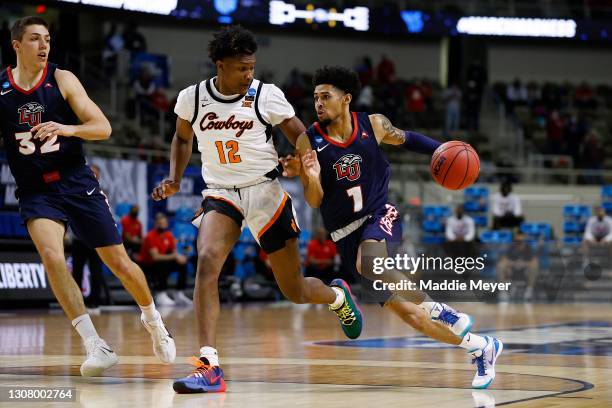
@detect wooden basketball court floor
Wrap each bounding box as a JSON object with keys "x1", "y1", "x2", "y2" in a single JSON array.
[{"x1": 1, "y1": 303, "x2": 611, "y2": 407}]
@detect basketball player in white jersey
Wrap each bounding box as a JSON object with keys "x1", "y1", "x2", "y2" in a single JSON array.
[{"x1": 151, "y1": 26, "x2": 363, "y2": 393}]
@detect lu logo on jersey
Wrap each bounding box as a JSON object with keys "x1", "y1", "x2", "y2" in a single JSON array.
[
  {"x1": 18, "y1": 102, "x2": 45, "y2": 127},
  {"x1": 333, "y1": 153, "x2": 362, "y2": 181}
]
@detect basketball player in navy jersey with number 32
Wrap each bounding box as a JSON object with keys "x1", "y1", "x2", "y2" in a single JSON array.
[
  {"x1": 281, "y1": 66, "x2": 503, "y2": 389},
  {"x1": 0, "y1": 16, "x2": 175, "y2": 376}
]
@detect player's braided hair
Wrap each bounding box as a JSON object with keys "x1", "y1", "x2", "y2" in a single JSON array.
[
  {"x1": 313, "y1": 66, "x2": 361, "y2": 100},
  {"x1": 208, "y1": 25, "x2": 258, "y2": 63}
]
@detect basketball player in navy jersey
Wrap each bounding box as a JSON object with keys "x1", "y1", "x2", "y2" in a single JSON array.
[
  {"x1": 281, "y1": 66, "x2": 503, "y2": 389},
  {"x1": 0, "y1": 16, "x2": 175, "y2": 376}
]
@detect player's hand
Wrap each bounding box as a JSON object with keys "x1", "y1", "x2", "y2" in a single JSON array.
[
  {"x1": 151, "y1": 179, "x2": 180, "y2": 201},
  {"x1": 301, "y1": 149, "x2": 321, "y2": 180},
  {"x1": 31, "y1": 121, "x2": 74, "y2": 140},
  {"x1": 279, "y1": 154, "x2": 301, "y2": 177}
]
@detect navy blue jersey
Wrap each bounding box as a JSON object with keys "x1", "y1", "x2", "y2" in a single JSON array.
[
  {"x1": 0, "y1": 63, "x2": 84, "y2": 196},
  {"x1": 305, "y1": 112, "x2": 390, "y2": 232}
]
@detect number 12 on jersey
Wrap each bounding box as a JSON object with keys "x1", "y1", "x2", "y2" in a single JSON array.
[
  {"x1": 346, "y1": 185, "x2": 363, "y2": 212},
  {"x1": 215, "y1": 140, "x2": 241, "y2": 164}
]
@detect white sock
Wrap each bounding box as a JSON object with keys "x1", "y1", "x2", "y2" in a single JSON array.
[
  {"x1": 71, "y1": 314, "x2": 99, "y2": 341},
  {"x1": 329, "y1": 287, "x2": 345, "y2": 309},
  {"x1": 459, "y1": 333, "x2": 488, "y2": 351},
  {"x1": 200, "y1": 346, "x2": 219, "y2": 366},
  {"x1": 139, "y1": 301, "x2": 160, "y2": 322}
]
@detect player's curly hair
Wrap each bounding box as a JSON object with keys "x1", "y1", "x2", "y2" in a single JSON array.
[
  {"x1": 208, "y1": 25, "x2": 258, "y2": 63},
  {"x1": 312, "y1": 66, "x2": 361, "y2": 99}
]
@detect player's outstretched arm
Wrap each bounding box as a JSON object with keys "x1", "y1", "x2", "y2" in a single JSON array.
[
  {"x1": 369, "y1": 114, "x2": 441, "y2": 154},
  {"x1": 151, "y1": 117, "x2": 194, "y2": 201},
  {"x1": 277, "y1": 116, "x2": 307, "y2": 146},
  {"x1": 31, "y1": 69, "x2": 112, "y2": 141},
  {"x1": 296, "y1": 133, "x2": 324, "y2": 208}
]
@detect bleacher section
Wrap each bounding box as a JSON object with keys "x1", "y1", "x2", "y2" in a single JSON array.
[
  {"x1": 421, "y1": 205, "x2": 450, "y2": 244},
  {"x1": 463, "y1": 186, "x2": 489, "y2": 227},
  {"x1": 563, "y1": 204, "x2": 590, "y2": 245}
]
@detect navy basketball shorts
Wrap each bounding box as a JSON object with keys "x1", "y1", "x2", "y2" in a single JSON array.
[
  {"x1": 18, "y1": 166, "x2": 122, "y2": 249},
  {"x1": 335, "y1": 203, "x2": 403, "y2": 304}
]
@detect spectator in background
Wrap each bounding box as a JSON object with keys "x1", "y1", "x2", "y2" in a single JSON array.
[
  {"x1": 377, "y1": 81, "x2": 401, "y2": 123},
  {"x1": 376, "y1": 54, "x2": 395, "y2": 85},
  {"x1": 132, "y1": 67, "x2": 159, "y2": 125},
  {"x1": 140, "y1": 213, "x2": 190, "y2": 307},
  {"x1": 445, "y1": 205, "x2": 475, "y2": 242},
  {"x1": 420, "y1": 79, "x2": 434, "y2": 127},
  {"x1": 443, "y1": 82, "x2": 462, "y2": 136},
  {"x1": 492, "y1": 181, "x2": 524, "y2": 230},
  {"x1": 121, "y1": 205, "x2": 143, "y2": 259},
  {"x1": 283, "y1": 68, "x2": 308, "y2": 117},
  {"x1": 355, "y1": 56, "x2": 373, "y2": 86},
  {"x1": 574, "y1": 81, "x2": 597, "y2": 110},
  {"x1": 305, "y1": 228, "x2": 337, "y2": 285},
  {"x1": 102, "y1": 23, "x2": 124, "y2": 77},
  {"x1": 123, "y1": 23, "x2": 147, "y2": 55},
  {"x1": 541, "y1": 83, "x2": 562, "y2": 111},
  {"x1": 466, "y1": 60, "x2": 487, "y2": 95},
  {"x1": 583, "y1": 206, "x2": 612, "y2": 260},
  {"x1": 496, "y1": 232, "x2": 538, "y2": 303},
  {"x1": 582, "y1": 130, "x2": 605, "y2": 184},
  {"x1": 564, "y1": 112, "x2": 588, "y2": 167},
  {"x1": 284, "y1": 68, "x2": 306, "y2": 105},
  {"x1": 444, "y1": 205, "x2": 476, "y2": 259},
  {"x1": 355, "y1": 83, "x2": 373, "y2": 112},
  {"x1": 405, "y1": 80, "x2": 426, "y2": 128},
  {"x1": 464, "y1": 80, "x2": 482, "y2": 131},
  {"x1": 546, "y1": 110, "x2": 564, "y2": 154},
  {"x1": 526, "y1": 81, "x2": 541, "y2": 108},
  {"x1": 505, "y1": 78, "x2": 527, "y2": 115}
]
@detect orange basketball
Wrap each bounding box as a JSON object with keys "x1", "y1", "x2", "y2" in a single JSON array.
[{"x1": 430, "y1": 141, "x2": 480, "y2": 190}]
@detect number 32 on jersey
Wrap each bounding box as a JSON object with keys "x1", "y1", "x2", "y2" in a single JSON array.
[{"x1": 15, "y1": 131, "x2": 60, "y2": 155}]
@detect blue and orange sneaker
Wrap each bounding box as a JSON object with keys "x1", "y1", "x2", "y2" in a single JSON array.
[
  {"x1": 329, "y1": 278, "x2": 363, "y2": 339},
  {"x1": 173, "y1": 357, "x2": 227, "y2": 393}
]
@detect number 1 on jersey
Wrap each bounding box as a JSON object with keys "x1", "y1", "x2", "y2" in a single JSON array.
[
  {"x1": 215, "y1": 140, "x2": 241, "y2": 164},
  {"x1": 346, "y1": 185, "x2": 363, "y2": 212}
]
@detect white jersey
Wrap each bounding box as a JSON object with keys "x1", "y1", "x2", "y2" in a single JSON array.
[{"x1": 175, "y1": 77, "x2": 295, "y2": 188}]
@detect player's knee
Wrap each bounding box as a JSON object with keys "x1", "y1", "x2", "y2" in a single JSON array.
[
  {"x1": 196, "y1": 248, "x2": 225, "y2": 282},
  {"x1": 197, "y1": 245, "x2": 225, "y2": 266},
  {"x1": 107, "y1": 256, "x2": 134, "y2": 278},
  {"x1": 39, "y1": 247, "x2": 65, "y2": 268}
]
